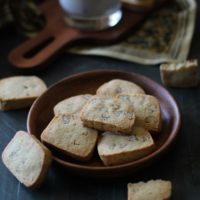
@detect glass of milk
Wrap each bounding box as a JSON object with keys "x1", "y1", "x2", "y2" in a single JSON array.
[{"x1": 59, "y1": 0, "x2": 122, "y2": 31}]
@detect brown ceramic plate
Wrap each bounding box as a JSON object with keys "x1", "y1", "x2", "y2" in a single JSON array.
[{"x1": 27, "y1": 70, "x2": 181, "y2": 177}]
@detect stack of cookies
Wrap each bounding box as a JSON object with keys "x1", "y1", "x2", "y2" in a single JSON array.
[{"x1": 41, "y1": 79, "x2": 162, "y2": 166}]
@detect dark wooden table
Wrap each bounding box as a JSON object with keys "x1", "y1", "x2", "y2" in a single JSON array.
[{"x1": 0, "y1": 4, "x2": 200, "y2": 200}]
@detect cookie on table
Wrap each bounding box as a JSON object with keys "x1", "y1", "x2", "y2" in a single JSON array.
[
  {"x1": 0, "y1": 76, "x2": 47, "y2": 110},
  {"x1": 53, "y1": 94, "x2": 92, "y2": 116},
  {"x1": 128, "y1": 179, "x2": 172, "y2": 200},
  {"x1": 97, "y1": 127, "x2": 155, "y2": 166},
  {"x1": 41, "y1": 114, "x2": 98, "y2": 161},
  {"x1": 80, "y1": 96, "x2": 135, "y2": 134},
  {"x1": 117, "y1": 94, "x2": 161, "y2": 132},
  {"x1": 96, "y1": 79, "x2": 145, "y2": 97},
  {"x1": 2, "y1": 131, "x2": 52, "y2": 188},
  {"x1": 160, "y1": 59, "x2": 199, "y2": 88}
]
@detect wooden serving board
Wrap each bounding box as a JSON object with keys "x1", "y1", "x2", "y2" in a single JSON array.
[{"x1": 8, "y1": 0, "x2": 167, "y2": 70}]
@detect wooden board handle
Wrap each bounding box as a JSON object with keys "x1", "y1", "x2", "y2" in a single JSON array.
[{"x1": 8, "y1": 27, "x2": 79, "y2": 70}]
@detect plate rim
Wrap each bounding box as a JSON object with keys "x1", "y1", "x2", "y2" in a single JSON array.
[{"x1": 27, "y1": 69, "x2": 181, "y2": 172}]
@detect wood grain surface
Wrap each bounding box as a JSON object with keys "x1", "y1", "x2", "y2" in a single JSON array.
[{"x1": 0, "y1": 2, "x2": 200, "y2": 199}]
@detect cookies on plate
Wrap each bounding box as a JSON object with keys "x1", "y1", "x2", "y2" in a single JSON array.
[
  {"x1": 97, "y1": 127, "x2": 155, "y2": 166},
  {"x1": 53, "y1": 94, "x2": 92, "y2": 116},
  {"x1": 43, "y1": 78, "x2": 161, "y2": 166},
  {"x1": 2, "y1": 131, "x2": 52, "y2": 188},
  {"x1": 96, "y1": 79, "x2": 145, "y2": 97},
  {"x1": 80, "y1": 95, "x2": 135, "y2": 134},
  {"x1": 41, "y1": 114, "x2": 98, "y2": 161},
  {"x1": 117, "y1": 94, "x2": 161, "y2": 132},
  {"x1": 128, "y1": 179, "x2": 172, "y2": 200},
  {"x1": 0, "y1": 76, "x2": 47, "y2": 110}
]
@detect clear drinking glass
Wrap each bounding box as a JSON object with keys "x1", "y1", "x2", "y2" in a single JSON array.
[{"x1": 59, "y1": 0, "x2": 122, "y2": 31}]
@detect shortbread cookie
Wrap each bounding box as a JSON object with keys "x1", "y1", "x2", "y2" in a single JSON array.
[
  {"x1": 54, "y1": 94, "x2": 92, "y2": 116},
  {"x1": 0, "y1": 76, "x2": 47, "y2": 110},
  {"x1": 128, "y1": 179, "x2": 172, "y2": 200},
  {"x1": 97, "y1": 127, "x2": 155, "y2": 166},
  {"x1": 96, "y1": 79, "x2": 145, "y2": 97},
  {"x1": 118, "y1": 94, "x2": 161, "y2": 132},
  {"x1": 80, "y1": 96, "x2": 135, "y2": 134},
  {"x1": 160, "y1": 59, "x2": 199, "y2": 88},
  {"x1": 2, "y1": 131, "x2": 52, "y2": 188},
  {"x1": 41, "y1": 114, "x2": 98, "y2": 161}
]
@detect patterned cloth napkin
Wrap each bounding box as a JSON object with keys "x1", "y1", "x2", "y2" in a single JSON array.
[
  {"x1": 68, "y1": 0, "x2": 196, "y2": 64},
  {"x1": 0, "y1": 0, "x2": 44, "y2": 36}
]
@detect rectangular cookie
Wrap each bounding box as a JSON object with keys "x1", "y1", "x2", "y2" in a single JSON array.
[
  {"x1": 80, "y1": 96, "x2": 135, "y2": 134},
  {"x1": 160, "y1": 59, "x2": 199, "y2": 88},
  {"x1": 117, "y1": 94, "x2": 161, "y2": 132},
  {"x1": 2, "y1": 131, "x2": 52, "y2": 188},
  {"x1": 53, "y1": 94, "x2": 92, "y2": 116},
  {"x1": 41, "y1": 114, "x2": 98, "y2": 161},
  {"x1": 0, "y1": 76, "x2": 47, "y2": 110},
  {"x1": 96, "y1": 79, "x2": 145, "y2": 97},
  {"x1": 128, "y1": 179, "x2": 172, "y2": 200},
  {"x1": 97, "y1": 127, "x2": 155, "y2": 166}
]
